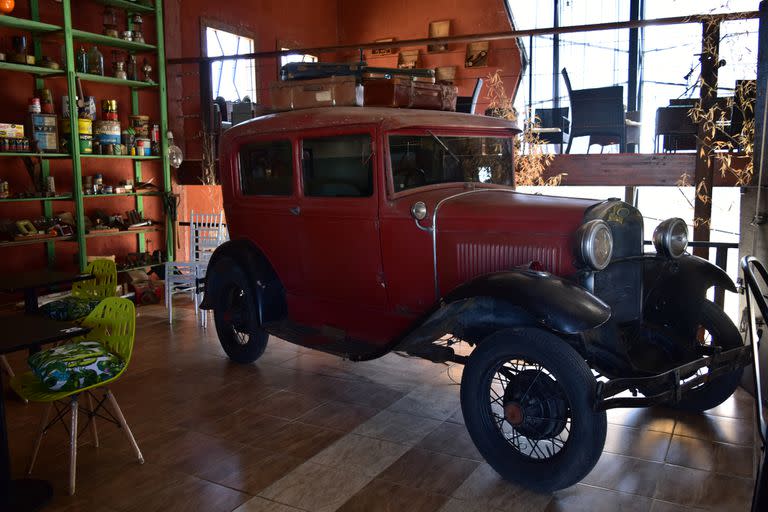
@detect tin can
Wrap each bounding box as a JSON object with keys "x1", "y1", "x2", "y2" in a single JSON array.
[
  {"x1": 47, "y1": 176, "x2": 56, "y2": 194},
  {"x1": 79, "y1": 134, "x2": 93, "y2": 154},
  {"x1": 102, "y1": 99, "x2": 118, "y2": 121},
  {"x1": 28, "y1": 98, "x2": 41, "y2": 113},
  {"x1": 129, "y1": 115, "x2": 150, "y2": 138}
]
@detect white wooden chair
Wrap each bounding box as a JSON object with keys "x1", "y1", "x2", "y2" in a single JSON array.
[{"x1": 164, "y1": 211, "x2": 227, "y2": 326}]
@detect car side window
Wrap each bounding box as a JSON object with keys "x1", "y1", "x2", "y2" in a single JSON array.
[
  {"x1": 238, "y1": 139, "x2": 293, "y2": 196},
  {"x1": 301, "y1": 134, "x2": 373, "y2": 198}
]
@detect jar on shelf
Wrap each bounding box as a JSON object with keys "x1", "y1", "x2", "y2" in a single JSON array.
[
  {"x1": 130, "y1": 14, "x2": 144, "y2": 44},
  {"x1": 77, "y1": 47, "x2": 88, "y2": 73},
  {"x1": 126, "y1": 54, "x2": 138, "y2": 81},
  {"x1": 103, "y1": 6, "x2": 119, "y2": 38},
  {"x1": 87, "y1": 46, "x2": 104, "y2": 76}
]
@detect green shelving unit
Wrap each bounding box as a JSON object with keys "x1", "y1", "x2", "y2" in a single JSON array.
[{"x1": 0, "y1": 0, "x2": 173, "y2": 270}]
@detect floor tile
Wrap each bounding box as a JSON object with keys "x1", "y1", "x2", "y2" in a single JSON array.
[
  {"x1": 377, "y1": 447, "x2": 480, "y2": 496},
  {"x1": 582, "y1": 452, "x2": 663, "y2": 497},
  {"x1": 259, "y1": 461, "x2": 373, "y2": 512},
  {"x1": 603, "y1": 424, "x2": 672, "y2": 461},
  {"x1": 247, "y1": 389, "x2": 327, "y2": 420},
  {"x1": 233, "y1": 497, "x2": 305, "y2": 512},
  {"x1": 336, "y1": 478, "x2": 448, "y2": 512},
  {"x1": 255, "y1": 421, "x2": 345, "y2": 459},
  {"x1": 415, "y1": 421, "x2": 482, "y2": 460},
  {"x1": 606, "y1": 407, "x2": 677, "y2": 433},
  {"x1": 452, "y1": 463, "x2": 552, "y2": 512},
  {"x1": 386, "y1": 385, "x2": 461, "y2": 421},
  {"x1": 548, "y1": 484, "x2": 653, "y2": 512},
  {"x1": 310, "y1": 432, "x2": 411, "y2": 477},
  {"x1": 297, "y1": 400, "x2": 380, "y2": 432},
  {"x1": 673, "y1": 413, "x2": 754, "y2": 446},
  {"x1": 653, "y1": 464, "x2": 753, "y2": 510},
  {"x1": 352, "y1": 410, "x2": 442, "y2": 445},
  {"x1": 195, "y1": 445, "x2": 304, "y2": 494}
]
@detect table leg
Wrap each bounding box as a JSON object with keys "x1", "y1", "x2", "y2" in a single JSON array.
[
  {"x1": 23, "y1": 290, "x2": 38, "y2": 314},
  {"x1": 0, "y1": 368, "x2": 53, "y2": 511}
]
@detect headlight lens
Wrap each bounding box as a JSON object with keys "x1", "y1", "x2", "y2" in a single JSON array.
[
  {"x1": 653, "y1": 218, "x2": 688, "y2": 258},
  {"x1": 576, "y1": 220, "x2": 614, "y2": 270}
]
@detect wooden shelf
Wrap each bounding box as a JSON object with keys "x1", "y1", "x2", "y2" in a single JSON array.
[
  {"x1": 90, "y1": 0, "x2": 156, "y2": 14},
  {"x1": 76, "y1": 72, "x2": 157, "y2": 89},
  {"x1": 83, "y1": 227, "x2": 161, "y2": 238},
  {"x1": 71, "y1": 29, "x2": 157, "y2": 52},
  {"x1": 0, "y1": 15, "x2": 61, "y2": 33},
  {"x1": 0, "y1": 235, "x2": 71, "y2": 248},
  {"x1": 83, "y1": 192, "x2": 161, "y2": 198},
  {"x1": 81, "y1": 154, "x2": 160, "y2": 160},
  {"x1": 0, "y1": 152, "x2": 70, "y2": 159},
  {"x1": 0, "y1": 61, "x2": 65, "y2": 77},
  {"x1": 0, "y1": 195, "x2": 73, "y2": 203}
]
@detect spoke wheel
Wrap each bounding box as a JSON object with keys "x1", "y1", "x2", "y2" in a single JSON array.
[
  {"x1": 461, "y1": 328, "x2": 606, "y2": 492},
  {"x1": 211, "y1": 258, "x2": 269, "y2": 364}
]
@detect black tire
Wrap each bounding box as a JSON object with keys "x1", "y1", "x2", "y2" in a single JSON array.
[
  {"x1": 460, "y1": 327, "x2": 606, "y2": 492},
  {"x1": 212, "y1": 258, "x2": 269, "y2": 364},
  {"x1": 674, "y1": 299, "x2": 744, "y2": 411}
]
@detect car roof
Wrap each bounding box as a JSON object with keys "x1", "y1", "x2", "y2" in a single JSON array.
[{"x1": 226, "y1": 107, "x2": 521, "y2": 137}]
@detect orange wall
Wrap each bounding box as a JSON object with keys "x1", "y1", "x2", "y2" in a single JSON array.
[{"x1": 336, "y1": 0, "x2": 522, "y2": 114}]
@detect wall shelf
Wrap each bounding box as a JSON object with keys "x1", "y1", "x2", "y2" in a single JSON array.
[
  {"x1": 0, "y1": 15, "x2": 62, "y2": 33},
  {"x1": 71, "y1": 29, "x2": 157, "y2": 52},
  {"x1": 83, "y1": 192, "x2": 161, "y2": 198},
  {"x1": 0, "y1": 196, "x2": 73, "y2": 203},
  {"x1": 0, "y1": 61, "x2": 65, "y2": 77},
  {"x1": 81, "y1": 154, "x2": 160, "y2": 160},
  {"x1": 90, "y1": 0, "x2": 156, "y2": 14},
  {"x1": 0, "y1": 152, "x2": 70, "y2": 159},
  {"x1": 76, "y1": 72, "x2": 158, "y2": 89},
  {"x1": 83, "y1": 227, "x2": 161, "y2": 238},
  {"x1": 0, "y1": 235, "x2": 72, "y2": 248}
]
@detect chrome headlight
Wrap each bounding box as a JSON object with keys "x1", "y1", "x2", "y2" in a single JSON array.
[
  {"x1": 653, "y1": 218, "x2": 688, "y2": 258},
  {"x1": 575, "y1": 220, "x2": 614, "y2": 270}
]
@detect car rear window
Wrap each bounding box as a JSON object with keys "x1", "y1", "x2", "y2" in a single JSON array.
[
  {"x1": 238, "y1": 139, "x2": 293, "y2": 196},
  {"x1": 301, "y1": 134, "x2": 373, "y2": 198}
]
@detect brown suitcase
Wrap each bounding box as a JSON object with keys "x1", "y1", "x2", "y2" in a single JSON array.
[
  {"x1": 270, "y1": 76, "x2": 363, "y2": 111},
  {"x1": 363, "y1": 78, "x2": 457, "y2": 111}
]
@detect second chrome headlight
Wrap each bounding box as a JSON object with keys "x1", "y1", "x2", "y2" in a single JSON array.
[
  {"x1": 576, "y1": 220, "x2": 614, "y2": 270},
  {"x1": 653, "y1": 217, "x2": 688, "y2": 258}
]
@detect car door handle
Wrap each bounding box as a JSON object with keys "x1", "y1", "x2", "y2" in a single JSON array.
[{"x1": 289, "y1": 206, "x2": 301, "y2": 216}]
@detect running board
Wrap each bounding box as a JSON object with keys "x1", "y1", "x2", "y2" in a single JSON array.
[{"x1": 262, "y1": 320, "x2": 387, "y2": 361}]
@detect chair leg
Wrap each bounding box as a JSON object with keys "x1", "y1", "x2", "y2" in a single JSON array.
[
  {"x1": 27, "y1": 402, "x2": 53, "y2": 475},
  {"x1": 565, "y1": 137, "x2": 574, "y2": 154},
  {"x1": 69, "y1": 396, "x2": 79, "y2": 496},
  {"x1": 0, "y1": 355, "x2": 14, "y2": 378},
  {"x1": 88, "y1": 394, "x2": 99, "y2": 448},
  {"x1": 106, "y1": 390, "x2": 144, "y2": 464}
]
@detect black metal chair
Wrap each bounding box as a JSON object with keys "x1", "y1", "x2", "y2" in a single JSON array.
[
  {"x1": 456, "y1": 78, "x2": 484, "y2": 114},
  {"x1": 655, "y1": 105, "x2": 697, "y2": 152},
  {"x1": 561, "y1": 68, "x2": 627, "y2": 153},
  {"x1": 530, "y1": 107, "x2": 570, "y2": 153}
]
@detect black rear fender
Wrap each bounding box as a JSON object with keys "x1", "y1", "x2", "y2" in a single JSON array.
[
  {"x1": 199, "y1": 239, "x2": 286, "y2": 324},
  {"x1": 395, "y1": 270, "x2": 612, "y2": 361}
]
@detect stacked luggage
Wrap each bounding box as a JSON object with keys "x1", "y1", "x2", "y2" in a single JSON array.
[{"x1": 270, "y1": 62, "x2": 458, "y2": 112}]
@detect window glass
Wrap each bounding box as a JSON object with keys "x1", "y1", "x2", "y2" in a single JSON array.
[
  {"x1": 302, "y1": 135, "x2": 374, "y2": 197},
  {"x1": 239, "y1": 140, "x2": 293, "y2": 196},
  {"x1": 389, "y1": 135, "x2": 515, "y2": 192},
  {"x1": 205, "y1": 26, "x2": 256, "y2": 102}
]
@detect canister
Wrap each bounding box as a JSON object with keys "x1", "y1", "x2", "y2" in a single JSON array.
[
  {"x1": 102, "y1": 99, "x2": 118, "y2": 121},
  {"x1": 93, "y1": 120, "x2": 121, "y2": 145},
  {"x1": 136, "y1": 137, "x2": 150, "y2": 156},
  {"x1": 79, "y1": 134, "x2": 93, "y2": 154},
  {"x1": 129, "y1": 115, "x2": 149, "y2": 138}
]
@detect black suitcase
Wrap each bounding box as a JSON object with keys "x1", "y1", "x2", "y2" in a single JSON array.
[{"x1": 280, "y1": 62, "x2": 436, "y2": 81}]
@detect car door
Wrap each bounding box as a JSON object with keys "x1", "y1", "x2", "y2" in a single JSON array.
[
  {"x1": 292, "y1": 128, "x2": 389, "y2": 341},
  {"x1": 228, "y1": 136, "x2": 304, "y2": 294}
]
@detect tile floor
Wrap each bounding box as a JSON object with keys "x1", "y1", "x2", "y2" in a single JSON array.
[{"x1": 2, "y1": 303, "x2": 760, "y2": 512}]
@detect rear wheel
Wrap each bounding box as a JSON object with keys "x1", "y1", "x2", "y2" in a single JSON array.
[
  {"x1": 460, "y1": 328, "x2": 606, "y2": 492},
  {"x1": 212, "y1": 259, "x2": 269, "y2": 363},
  {"x1": 674, "y1": 299, "x2": 744, "y2": 411}
]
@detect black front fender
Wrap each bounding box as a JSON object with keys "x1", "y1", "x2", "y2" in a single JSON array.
[{"x1": 394, "y1": 270, "x2": 611, "y2": 361}]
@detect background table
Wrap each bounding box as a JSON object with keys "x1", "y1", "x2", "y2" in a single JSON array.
[
  {"x1": 0, "y1": 314, "x2": 88, "y2": 511},
  {"x1": 0, "y1": 271, "x2": 94, "y2": 313}
]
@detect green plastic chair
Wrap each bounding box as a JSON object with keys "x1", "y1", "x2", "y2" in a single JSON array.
[
  {"x1": 41, "y1": 259, "x2": 118, "y2": 322},
  {"x1": 10, "y1": 297, "x2": 144, "y2": 495}
]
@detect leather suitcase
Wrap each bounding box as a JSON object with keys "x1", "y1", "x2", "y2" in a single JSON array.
[
  {"x1": 280, "y1": 62, "x2": 364, "y2": 81},
  {"x1": 363, "y1": 78, "x2": 458, "y2": 111},
  {"x1": 270, "y1": 76, "x2": 363, "y2": 111}
]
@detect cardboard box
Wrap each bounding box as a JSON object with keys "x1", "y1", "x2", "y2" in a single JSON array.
[
  {"x1": 271, "y1": 76, "x2": 363, "y2": 111},
  {"x1": 0, "y1": 123, "x2": 24, "y2": 139}
]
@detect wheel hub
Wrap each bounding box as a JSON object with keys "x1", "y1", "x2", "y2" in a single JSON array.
[{"x1": 502, "y1": 369, "x2": 568, "y2": 440}]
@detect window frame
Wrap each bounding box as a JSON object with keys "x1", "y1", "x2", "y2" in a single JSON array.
[
  {"x1": 384, "y1": 128, "x2": 518, "y2": 200},
  {"x1": 297, "y1": 127, "x2": 378, "y2": 201},
  {"x1": 234, "y1": 136, "x2": 296, "y2": 198},
  {"x1": 201, "y1": 18, "x2": 257, "y2": 103}
]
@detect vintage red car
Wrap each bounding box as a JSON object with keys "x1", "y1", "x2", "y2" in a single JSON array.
[{"x1": 201, "y1": 106, "x2": 750, "y2": 492}]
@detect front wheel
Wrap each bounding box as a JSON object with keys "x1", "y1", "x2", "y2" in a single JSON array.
[
  {"x1": 460, "y1": 328, "x2": 606, "y2": 493},
  {"x1": 674, "y1": 299, "x2": 744, "y2": 411},
  {"x1": 212, "y1": 258, "x2": 269, "y2": 364}
]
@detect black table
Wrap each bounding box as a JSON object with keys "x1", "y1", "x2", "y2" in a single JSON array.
[
  {"x1": 0, "y1": 271, "x2": 94, "y2": 314},
  {"x1": 0, "y1": 314, "x2": 89, "y2": 511}
]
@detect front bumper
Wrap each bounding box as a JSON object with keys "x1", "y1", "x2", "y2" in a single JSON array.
[{"x1": 595, "y1": 344, "x2": 753, "y2": 410}]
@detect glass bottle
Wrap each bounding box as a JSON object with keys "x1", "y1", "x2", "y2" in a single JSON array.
[
  {"x1": 167, "y1": 131, "x2": 183, "y2": 168},
  {"x1": 126, "y1": 54, "x2": 138, "y2": 81},
  {"x1": 77, "y1": 47, "x2": 88, "y2": 73},
  {"x1": 87, "y1": 46, "x2": 104, "y2": 76}
]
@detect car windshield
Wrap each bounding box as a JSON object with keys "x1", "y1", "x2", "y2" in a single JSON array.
[{"x1": 389, "y1": 134, "x2": 514, "y2": 192}]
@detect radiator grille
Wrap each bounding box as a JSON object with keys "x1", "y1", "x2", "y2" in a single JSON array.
[{"x1": 456, "y1": 243, "x2": 561, "y2": 281}]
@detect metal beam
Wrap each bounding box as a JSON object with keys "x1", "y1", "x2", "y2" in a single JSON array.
[{"x1": 167, "y1": 10, "x2": 759, "y2": 65}]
